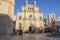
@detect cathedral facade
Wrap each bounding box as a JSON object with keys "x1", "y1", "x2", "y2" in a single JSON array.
[
  {"x1": 15, "y1": 0, "x2": 44, "y2": 32},
  {"x1": 0, "y1": 0, "x2": 14, "y2": 34}
]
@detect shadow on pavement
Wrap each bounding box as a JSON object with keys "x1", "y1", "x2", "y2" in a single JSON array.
[{"x1": 46, "y1": 33, "x2": 60, "y2": 38}]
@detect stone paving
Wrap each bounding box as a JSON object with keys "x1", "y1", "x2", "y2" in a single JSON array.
[{"x1": 0, "y1": 33, "x2": 60, "y2": 40}]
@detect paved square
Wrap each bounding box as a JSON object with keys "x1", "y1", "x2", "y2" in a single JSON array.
[{"x1": 0, "y1": 33, "x2": 60, "y2": 40}]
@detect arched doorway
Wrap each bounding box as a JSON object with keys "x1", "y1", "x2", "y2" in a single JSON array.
[
  {"x1": 29, "y1": 24, "x2": 35, "y2": 33},
  {"x1": 29, "y1": 26, "x2": 32, "y2": 33}
]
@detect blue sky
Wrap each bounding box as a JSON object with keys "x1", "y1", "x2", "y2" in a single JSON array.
[{"x1": 14, "y1": 0, "x2": 60, "y2": 17}]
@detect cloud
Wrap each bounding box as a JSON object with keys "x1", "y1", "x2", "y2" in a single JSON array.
[{"x1": 58, "y1": 17, "x2": 60, "y2": 18}]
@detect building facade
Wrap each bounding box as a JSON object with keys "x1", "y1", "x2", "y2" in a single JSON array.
[
  {"x1": 48, "y1": 12, "x2": 55, "y2": 26},
  {"x1": 44, "y1": 17, "x2": 49, "y2": 28},
  {"x1": 55, "y1": 18, "x2": 60, "y2": 26},
  {"x1": 15, "y1": 0, "x2": 44, "y2": 32},
  {"x1": 0, "y1": 0, "x2": 15, "y2": 34}
]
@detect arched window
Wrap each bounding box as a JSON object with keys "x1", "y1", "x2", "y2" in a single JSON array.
[
  {"x1": 19, "y1": 23, "x2": 22, "y2": 28},
  {"x1": 32, "y1": 8, "x2": 33, "y2": 10},
  {"x1": 19, "y1": 16, "x2": 21, "y2": 20},
  {"x1": 28, "y1": 8, "x2": 29, "y2": 10},
  {"x1": 29, "y1": 15, "x2": 32, "y2": 18},
  {"x1": 30, "y1": 8, "x2": 31, "y2": 10}
]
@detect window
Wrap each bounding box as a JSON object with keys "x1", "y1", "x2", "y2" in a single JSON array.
[
  {"x1": 28, "y1": 7, "x2": 33, "y2": 11},
  {"x1": 19, "y1": 16, "x2": 21, "y2": 20},
  {"x1": 40, "y1": 17, "x2": 42, "y2": 20},
  {"x1": 19, "y1": 23, "x2": 22, "y2": 28},
  {"x1": 28, "y1": 8, "x2": 31, "y2": 11},
  {"x1": 32, "y1": 8, "x2": 33, "y2": 10},
  {"x1": 29, "y1": 15, "x2": 32, "y2": 18},
  {"x1": 30, "y1": 8, "x2": 31, "y2": 10}
]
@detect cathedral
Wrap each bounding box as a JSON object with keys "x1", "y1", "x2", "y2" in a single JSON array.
[
  {"x1": 0, "y1": 0, "x2": 59, "y2": 34},
  {"x1": 0, "y1": 0, "x2": 14, "y2": 34},
  {"x1": 15, "y1": 0, "x2": 44, "y2": 32}
]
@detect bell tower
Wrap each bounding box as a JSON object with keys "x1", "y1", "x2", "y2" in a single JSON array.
[
  {"x1": 25, "y1": 0, "x2": 28, "y2": 6},
  {"x1": 33, "y1": 0, "x2": 36, "y2": 7},
  {"x1": 33, "y1": 0, "x2": 37, "y2": 12},
  {"x1": 8, "y1": 0, "x2": 15, "y2": 20},
  {"x1": 0, "y1": 0, "x2": 15, "y2": 34},
  {"x1": 24, "y1": 0, "x2": 28, "y2": 11}
]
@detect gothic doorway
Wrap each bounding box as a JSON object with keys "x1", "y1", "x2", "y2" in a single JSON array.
[
  {"x1": 29, "y1": 26, "x2": 32, "y2": 33},
  {"x1": 29, "y1": 24, "x2": 35, "y2": 33}
]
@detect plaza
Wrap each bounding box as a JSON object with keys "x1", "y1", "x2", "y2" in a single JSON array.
[
  {"x1": 0, "y1": 0, "x2": 60, "y2": 40},
  {"x1": 0, "y1": 33, "x2": 60, "y2": 40}
]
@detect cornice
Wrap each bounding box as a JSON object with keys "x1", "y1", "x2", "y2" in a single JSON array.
[{"x1": 2, "y1": 0, "x2": 14, "y2": 5}]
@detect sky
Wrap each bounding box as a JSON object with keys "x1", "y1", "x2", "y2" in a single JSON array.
[{"x1": 14, "y1": 0, "x2": 60, "y2": 17}]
